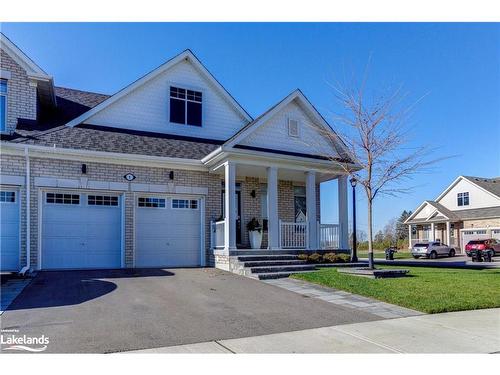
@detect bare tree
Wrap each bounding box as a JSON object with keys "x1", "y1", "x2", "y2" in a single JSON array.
[{"x1": 307, "y1": 69, "x2": 445, "y2": 269}]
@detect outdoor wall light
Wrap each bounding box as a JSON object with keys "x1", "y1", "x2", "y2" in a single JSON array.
[
  {"x1": 81, "y1": 164, "x2": 87, "y2": 174},
  {"x1": 250, "y1": 189, "x2": 256, "y2": 198},
  {"x1": 350, "y1": 176, "x2": 357, "y2": 188},
  {"x1": 169, "y1": 171, "x2": 174, "y2": 180}
]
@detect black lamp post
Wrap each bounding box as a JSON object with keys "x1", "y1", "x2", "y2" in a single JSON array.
[{"x1": 350, "y1": 177, "x2": 358, "y2": 262}]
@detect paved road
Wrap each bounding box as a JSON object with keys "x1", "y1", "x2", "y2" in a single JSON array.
[
  {"x1": 0, "y1": 268, "x2": 380, "y2": 353},
  {"x1": 127, "y1": 308, "x2": 500, "y2": 353}
]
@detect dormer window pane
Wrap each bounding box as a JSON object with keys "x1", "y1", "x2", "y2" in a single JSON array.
[{"x1": 170, "y1": 86, "x2": 202, "y2": 126}]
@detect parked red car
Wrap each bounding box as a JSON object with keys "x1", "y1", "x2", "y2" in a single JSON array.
[{"x1": 465, "y1": 239, "x2": 500, "y2": 257}]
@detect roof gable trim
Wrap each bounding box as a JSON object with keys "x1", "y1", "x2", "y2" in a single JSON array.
[{"x1": 65, "y1": 50, "x2": 252, "y2": 128}]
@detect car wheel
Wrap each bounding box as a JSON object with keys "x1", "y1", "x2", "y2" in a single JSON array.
[
  {"x1": 413, "y1": 255, "x2": 420, "y2": 259},
  {"x1": 429, "y1": 251, "x2": 438, "y2": 259},
  {"x1": 448, "y1": 249, "x2": 455, "y2": 257}
]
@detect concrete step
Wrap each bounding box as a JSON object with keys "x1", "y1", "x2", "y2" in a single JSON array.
[
  {"x1": 252, "y1": 270, "x2": 316, "y2": 280},
  {"x1": 243, "y1": 260, "x2": 308, "y2": 267},
  {"x1": 250, "y1": 265, "x2": 317, "y2": 274},
  {"x1": 236, "y1": 255, "x2": 299, "y2": 262}
]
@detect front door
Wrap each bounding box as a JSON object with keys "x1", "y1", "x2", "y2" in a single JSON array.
[{"x1": 221, "y1": 186, "x2": 242, "y2": 246}]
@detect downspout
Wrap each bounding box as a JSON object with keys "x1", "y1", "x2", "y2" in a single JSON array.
[{"x1": 19, "y1": 146, "x2": 31, "y2": 276}]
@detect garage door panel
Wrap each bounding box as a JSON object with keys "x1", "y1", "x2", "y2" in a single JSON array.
[
  {"x1": 42, "y1": 192, "x2": 122, "y2": 270},
  {"x1": 0, "y1": 191, "x2": 20, "y2": 271},
  {"x1": 135, "y1": 196, "x2": 202, "y2": 268}
]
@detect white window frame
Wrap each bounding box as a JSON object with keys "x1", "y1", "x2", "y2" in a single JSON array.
[
  {"x1": 0, "y1": 190, "x2": 16, "y2": 204},
  {"x1": 288, "y1": 118, "x2": 300, "y2": 138},
  {"x1": 87, "y1": 194, "x2": 120, "y2": 207},
  {"x1": 457, "y1": 192, "x2": 469, "y2": 206},
  {"x1": 171, "y1": 198, "x2": 199, "y2": 210},
  {"x1": 45, "y1": 192, "x2": 81, "y2": 206},
  {"x1": 169, "y1": 85, "x2": 203, "y2": 127},
  {"x1": 137, "y1": 197, "x2": 167, "y2": 209},
  {"x1": 0, "y1": 78, "x2": 8, "y2": 133}
]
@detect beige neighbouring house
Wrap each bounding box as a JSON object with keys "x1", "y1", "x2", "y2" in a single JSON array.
[{"x1": 405, "y1": 176, "x2": 500, "y2": 253}]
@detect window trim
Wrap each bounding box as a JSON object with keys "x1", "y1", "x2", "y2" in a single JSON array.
[
  {"x1": 457, "y1": 192, "x2": 469, "y2": 207},
  {"x1": 87, "y1": 194, "x2": 120, "y2": 207},
  {"x1": 0, "y1": 190, "x2": 16, "y2": 204},
  {"x1": 0, "y1": 78, "x2": 8, "y2": 133},
  {"x1": 288, "y1": 118, "x2": 300, "y2": 138},
  {"x1": 171, "y1": 198, "x2": 199, "y2": 210},
  {"x1": 45, "y1": 192, "x2": 81, "y2": 206},
  {"x1": 168, "y1": 84, "x2": 204, "y2": 127},
  {"x1": 137, "y1": 196, "x2": 167, "y2": 209}
]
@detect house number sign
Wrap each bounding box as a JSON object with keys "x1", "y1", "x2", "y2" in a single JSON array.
[{"x1": 124, "y1": 173, "x2": 136, "y2": 181}]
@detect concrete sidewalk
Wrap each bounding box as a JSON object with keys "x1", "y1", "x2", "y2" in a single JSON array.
[{"x1": 125, "y1": 308, "x2": 500, "y2": 353}]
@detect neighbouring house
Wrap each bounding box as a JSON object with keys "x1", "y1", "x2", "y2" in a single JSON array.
[
  {"x1": 405, "y1": 176, "x2": 500, "y2": 252},
  {"x1": 0, "y1": 33, "x2": 358, "y2": 273}
]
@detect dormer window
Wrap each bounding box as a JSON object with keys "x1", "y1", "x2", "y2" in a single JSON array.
[
  {"x1": 0, "y1": 79, "x2": 7, "y2": 132},
  {"x1": 169, "y1": 86, "x2": 202, "y2": 126},
  {"x1": 457, "y1": 192, "x2": 469, "y2": 206}
]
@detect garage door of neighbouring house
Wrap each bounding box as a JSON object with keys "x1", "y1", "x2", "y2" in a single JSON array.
[
  {"x1": 135, "y1": 195, "x2": 202, "y2": 267},
  {"x1": 0, "y1": 189, "x2": 20, "y2": 271},
  {"x1": 460, "y1": 228, "x2": 500, "y2": 251},
  {"x1": 41, "y1": 191, "x2": 122, "y2": 270}
]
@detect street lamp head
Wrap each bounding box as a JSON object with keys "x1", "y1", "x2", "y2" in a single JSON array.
[{"x1": 350, "y1": 176, "x2": 357, "y2": 188}]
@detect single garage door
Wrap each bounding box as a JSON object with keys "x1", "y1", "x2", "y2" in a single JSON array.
[
  {"x1": 135, "y1": 196, "x2": 202, "y2": 267},
  {"x1": 42, "y1": 191, "x2": 122, "y2": 270},
  {"x1": 0, "y1": 190, "x2": 20, "y2": 271},
  {"x1": 461, "y1": 229, "x2": 490, "y2": 251}
]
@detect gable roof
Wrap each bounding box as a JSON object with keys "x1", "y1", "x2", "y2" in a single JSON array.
[
  {"x1": 223, "y1": 89, "x2": 354, "y2": 164},
  {"x1": 65, "y1": 49, "x2": 252, "y2": 128},
  {"x1": 0, "y1": 32, "x2": 56, "y2": 106},
  {"x1": 462, "y1": 176, "x2": 500, "y2": 198}
]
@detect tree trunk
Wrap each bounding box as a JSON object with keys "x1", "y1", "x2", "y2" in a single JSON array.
[{"x1": 367, "y1": 199, "x2": 375, "y2": 269}]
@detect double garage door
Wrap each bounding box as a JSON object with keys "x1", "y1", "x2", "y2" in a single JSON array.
[
  {"x1": 461, "y1": 228, "x2": 500, "y2": 251},
  {"x1": 40, "y1": 191, "x2": 202, "y2": 270}
]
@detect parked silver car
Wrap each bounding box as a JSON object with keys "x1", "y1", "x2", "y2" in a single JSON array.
[{"x1": 411, "y1": 241, "x2": 456, "y2": 259}]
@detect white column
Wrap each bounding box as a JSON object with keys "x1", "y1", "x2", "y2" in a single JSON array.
[
  {"x1": 338, "y1": 176, "x2": 349, "y2": 249},
  {"x1": 224, "y1": 161, "x2": 236, "y2": 252},
  {"x1": 267, "y1": 166, "x2": 280, "y2": 249},
  {"x1": 306, "y1": 171, "x2": 318, "y2": 249},
  {"x1": 446, "y1": 221, "x2": 452, "y2": 246},
  {"x1": 408, "y1": 225, "x2": 412, "y2": 249},
  {"x1": 430, "y1": 222, "x2": 435, "y2": 241}
]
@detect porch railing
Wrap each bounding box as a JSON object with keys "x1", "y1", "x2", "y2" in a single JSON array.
[
  {"x1": 279, "y1": 220, "x2": 308, "y2": 249},
  {"x1": 318, "y1": 223, "x2": 340, "y2": 249},
  {"x1": 210, "y1": 220, "x2": 226, "y2": 249}
]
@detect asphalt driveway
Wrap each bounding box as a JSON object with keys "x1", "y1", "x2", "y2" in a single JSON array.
[{"x1": 0, "y1": 268, "x2": 380, "y2": 353}]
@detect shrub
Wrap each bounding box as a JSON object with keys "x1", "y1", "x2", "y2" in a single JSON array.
[
  {"x1": 322, "y1": 252, "x2": 338, "y2": 263},
  {"x1": 246, "y1": 218, "x2": 262, "y2": 233},
  {"x1": 337, "y1": 253, "x2": 351, "y2": 263},
  {"x1": 308, "y1": 253, "x2": 323, "y2": 263},
  {"x1": 297, "y1": 253, "x2": 309, "y2": 261}
]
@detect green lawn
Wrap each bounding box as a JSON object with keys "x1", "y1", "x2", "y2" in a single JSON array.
[
  {"x1": 357, "y1": 250, "x2": 414, "y2": 259},
  {"x1": 292, "y1": 266, "x2": 500, "y2": 313}
]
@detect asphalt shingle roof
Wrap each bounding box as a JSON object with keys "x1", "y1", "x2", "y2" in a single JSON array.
[{"x1": 463, "y1": 176, "x2": 500, "y2": 198}]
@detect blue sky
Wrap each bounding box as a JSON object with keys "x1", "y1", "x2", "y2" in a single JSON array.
[{"x1": 2, "y1": 23, "x2": 499, "y2": 233}]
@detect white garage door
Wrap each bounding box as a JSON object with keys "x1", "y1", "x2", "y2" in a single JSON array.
[
  {"x1": 0, "y1": 190, "x2": 20, "y2": 271},
  {"x1": 42, "y1": 191, "x2": 122, "y2": 270},
  {"x1": 461, "y1": 229, "x2": 490, "y2": 250},
  {"x1": 135, "y1": 196, "x2": 202, "y2": 267}
]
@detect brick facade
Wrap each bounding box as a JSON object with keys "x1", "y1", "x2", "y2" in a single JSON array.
[
  {"x1": 0, "y1": 49, "x2": 37, "y2": 133},
  {"x1": 1, "y1": 153, "x2": 322, "y2": 269}
]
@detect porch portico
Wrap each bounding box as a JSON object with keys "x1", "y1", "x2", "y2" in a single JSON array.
[{"x1": 206, "y1": 153, "x2": 350, "y2": 267}]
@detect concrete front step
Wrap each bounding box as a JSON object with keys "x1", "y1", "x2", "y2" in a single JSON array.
[
  {"x1": 236, "y1": 255, "x2": 300, "y2": 262},
  {"x1": 250, "y1": 265, "x2": 317, "y2": 274},
  {"x1": 243, "y1": 260, "x2": 308, "y2": 267}
]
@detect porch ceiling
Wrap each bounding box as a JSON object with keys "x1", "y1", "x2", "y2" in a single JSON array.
[{"x1": 210, "y1": 163, "x2": 341, "y2": 183}]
